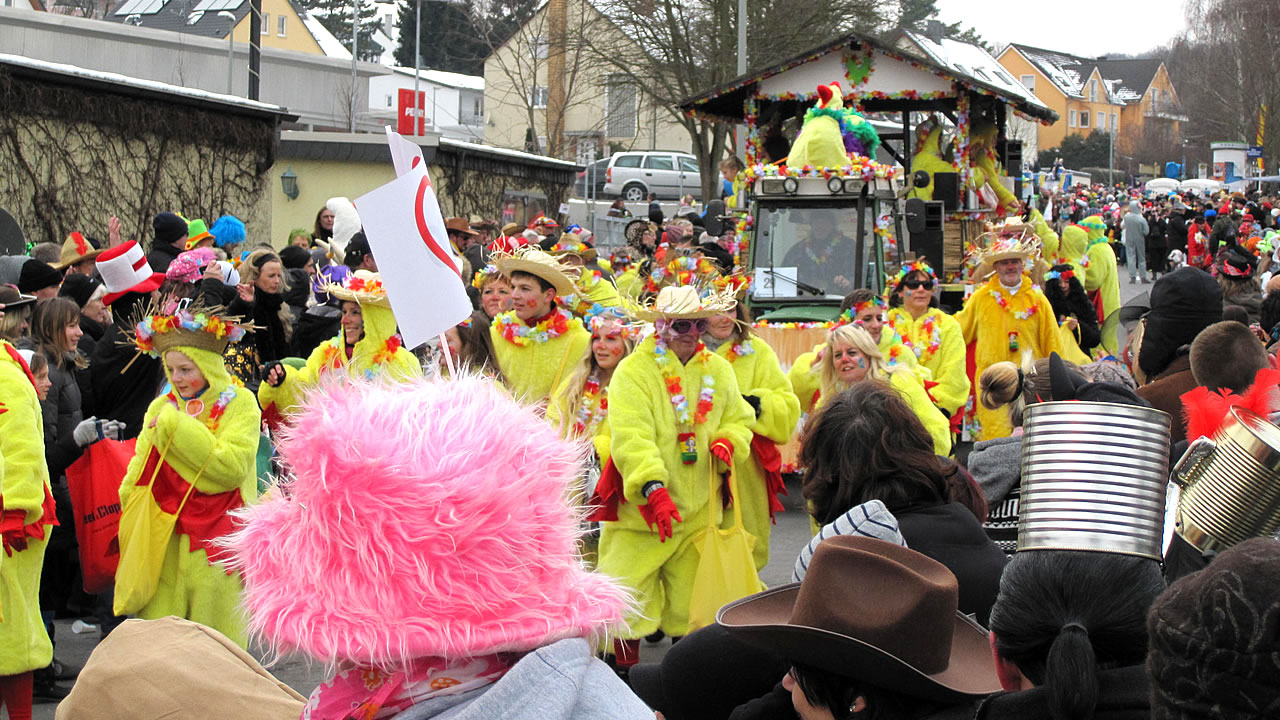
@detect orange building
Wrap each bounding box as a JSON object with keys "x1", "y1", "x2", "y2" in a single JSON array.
[{"x1": 997, "y1": 44, "x2": 1183, "y2": 164}]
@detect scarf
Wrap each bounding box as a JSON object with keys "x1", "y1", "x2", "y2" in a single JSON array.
[{"x1": 304, "y1": 654, "x2": 517, "y2": 720}]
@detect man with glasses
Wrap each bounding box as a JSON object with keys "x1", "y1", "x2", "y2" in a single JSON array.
[{"x1": 590, "y1": 283, "x2": 755, "y2": 679}]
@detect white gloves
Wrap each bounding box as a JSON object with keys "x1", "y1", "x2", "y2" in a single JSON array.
[{"x1": 73, "y1": 417, "x2": 127, "y2": 448}]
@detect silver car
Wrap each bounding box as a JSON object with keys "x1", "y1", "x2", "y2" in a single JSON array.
[{"x1": 603, "y1": 151, "x2": 700, "y2": 201}]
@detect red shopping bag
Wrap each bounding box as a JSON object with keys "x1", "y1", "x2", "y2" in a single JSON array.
[{"x1": 65, "y1": 438, "x2": 137, "y2": 594}]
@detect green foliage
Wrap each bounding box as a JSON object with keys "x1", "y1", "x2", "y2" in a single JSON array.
[
  {"x1": 891, "y1": 0, "x2": 989, "y2": 51},
  {"x1": 394, "y1": 0, "x2": 540, "y2": 75},
  {"x1": 1041, "y1": 131, "x2": 1113, "y2": 170},
  {"x1": 300, "y1": 0, "x2": 383, "y2": 61}
]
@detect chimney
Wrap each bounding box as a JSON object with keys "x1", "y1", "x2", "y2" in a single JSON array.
[{"x1": 926, "y1": 20, "x2": 944, "y2": 44}]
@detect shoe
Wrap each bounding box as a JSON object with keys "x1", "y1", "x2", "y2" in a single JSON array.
[
  {"x1": 644, "y1": 630, "x2": 665, "y2": 643},
  {"x1": 1141, "y1": 277, "x2": 1150, "y2": 284},
  {"x1": 52, "y1": 656, "x2": 81, "y2": 681},
  {"x1": 1129, "y1": 278, "x2": 1136, "y2": 284},
  {"x1": 33, "y1": 667, "x2": 69, "y2": 702}
]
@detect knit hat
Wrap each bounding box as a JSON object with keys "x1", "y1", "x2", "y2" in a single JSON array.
[
  {"x1": 17, "y1": 259, "x2": 62, "y2": 294},
  {"x1": 277, "y1": 244, "x2": 311, "y2": 270},
  {"x1": 152, "y1": 212, "x2": 188, "y2": 247},
  {"x1": 222, "y1": 375, "x2": 632, "y2": 669},
  {"x1": 58, "y1": 273, "x2": 103, "y2": 309},
  {"x1": 1148, "y1": 537, "x2": 1280, "y2": 719},
  {"x1": 1139, "y1": 268, "x2": 1223, "y2": 379},
  {"x1": 166, "y1": 248, "x2": 218, "y2": 284}
]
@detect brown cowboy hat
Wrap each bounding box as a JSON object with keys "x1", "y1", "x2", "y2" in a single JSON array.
[
  {"x1": 445, "y1": 217, "x2": 479, "y2": 237},
  {"x1": 500, "y1": 222, "x2": 522, "y2": 237},
  {"x1": 718, "y1": 536, "x2": 1002, "y2": 702}
]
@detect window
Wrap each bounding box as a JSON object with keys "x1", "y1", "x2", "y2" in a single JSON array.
[
  {"x1": 1110, "y1": 113, "x2": 1117, "y2": 131},
  {"x1": 605, "y1": 74, "x2": 638, "y2": 138},
  {"x1": 1019, "y1": 74, "x2": 1035, "y2": 91},
  {"x1": 1088, "y1": 79, "x2": 1097, "y2": 102},
  {"x1": 1080, "y1": 110, "x2": 1089, "y2": 128},
  {"x1": 679, "y1": 157, "x2": 699, "y2": 173},
  {"x1": 260, "y1": 13, "x2": 269, "y2": 33},
  {"x1": 459, "y1": 92, "x2": 483, "y2": 126},
  {"x1": 385, "y1": 94, "x2": 392, "y2": 107},
  {"x1": 532, "y1": 36, "x2": 548, "y2": 60},
  {"x1": 1068, "y1": 109, "x2": 1077, "y2": 127},
  {"x1": 277, "y1": 14, "x2": 286, "y2": 36},
  {"x1": 613, "y1": 154, "x2": 642, "y2": 168},
  {"x1": 530, "y1": 86, "x2": 548, "y2": 109},
  {"x1": 644, "y1": 155, "x2": 675, "y2": 171}
]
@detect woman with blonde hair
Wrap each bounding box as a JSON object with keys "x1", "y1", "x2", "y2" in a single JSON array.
[
  {"x1": 818, "y1": 323, "x2": 951, "y2": 455},
  {"x1": 548, "y1": 308, "x2": 637, "y2": 465}
]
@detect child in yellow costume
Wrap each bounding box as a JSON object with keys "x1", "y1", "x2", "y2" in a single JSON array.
[
  {"x1": 704, "y1": 280, "x2": 801, "y2": 571},
  {"x1": 116, "y1": 302, "x2": 260, "y2": 646},
  {"x1": 258, "y1": 271, "x2": 421, "y2": 426},
  {"x1": 490, "y1": 248, "x2": 591, "y2": 404},
  {"x1": 0, "y1": 338, "x2": 56, "y2": 714},
  {"x1": 886, "y1": 259, "x2": 969, "y2": 417},
  {"x1": 589, "y1": 285, "x2": 755, "y2": 673},
  {"x1": 1079, "y1": 215, "x2": 1121, "y2": 353},
  {"x1": 955, "y1": 238, "x2": 1063, "y2": 441}
]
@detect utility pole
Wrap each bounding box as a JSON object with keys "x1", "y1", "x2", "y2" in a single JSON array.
[
  {"x1": 413, "y1": 0, "x2": 421, "y2": 136},
  {"x1": 248, "y1": 0, "x2": 261, "y2": 100},
  {"x1": 218, "y1": 10, "x2": 235, "y2": 95},
  {"x1": 545, "y1": 0, "x2": 567, "y2": 158},
  {"x1": 1108, "y1": 115, "x2": 1114, "y2": 186},
  {"x1": 349, "y1": 0, "x2": 360, "y2": 132},
  {"x1": 736, "y1": 0, "x2": 746, "y2": 75}
]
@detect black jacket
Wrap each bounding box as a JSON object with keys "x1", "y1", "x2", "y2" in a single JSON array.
[
  {"x1": 896, "y1": 502, "x2": 1008, "y2": 625},
  {"x1": 291, "y1": 304, "x2": 341, "y2": 359},
  {"x1": 146, "y1": 241, "x2": 183, "y2": 273},
  {"x1": 91, "y1": 295, "x2": 163, "y2": 440},
  {"x1": 1046, "y1": 280, "x2": 1102, "y2": 352},
  {"x1": 924, "y1": 665, "x2": 1150, "y2": 720}
]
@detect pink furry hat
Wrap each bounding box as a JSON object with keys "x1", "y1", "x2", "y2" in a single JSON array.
[{"x1": 222, "y1": 375, "x2": 631, "y2": 669}]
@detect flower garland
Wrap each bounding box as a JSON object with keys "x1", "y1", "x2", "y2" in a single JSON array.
[
  {"x1": 894, "y1": 258, "x2": 937, "y2": 286},
  {"x1": 836, "y1": 296, "x2": 887, "y2": 326},
  {"x1": 493, "y1": 307, "x2": 575, "y2": 347},
  {"x1": 874, "y1": 213, "x2": 896, "y2": 253},
  {"x1": 727, "y1": 338, "x2": 755, "y2": 361},
  {"x1": 573, "y1": 373, "x2": 607, "y2": 437},
  {"x1": 347, "y1": 274, "x2": 384, "y2": 294},
  {"x1": 645, "y1": 249, "x2": 719, "y2": 294},
  {"x1": 844, "y1": 48, "x2": 874, "y2": 88},
  {"x1": 654, "y1": 338, "x2": 715, "y2": 425},
  {"x1": 472, "y1": 264, "x2": 501, "y2": 289},
  {"x1": 372, "y1": 335, "x2": 403, "y2": 365},
  {"x1": 741, "y1": 160, "x2": 899, "y2": 184},
  {"x1": 991, "y1": 286, "x2": 1039, "y2": 320},
  {"x1": 752, "y1": 319, "x2": 834, "y2": 330},
  {"x1": 167, "y1": 385, "x2": 237, "y2": 432},
  {"x1": 890, "y1": 310, "x2": 943, "y2": 361},
  {"x1": 133, "y1": 308, "x2": 247, "y2": 355}
]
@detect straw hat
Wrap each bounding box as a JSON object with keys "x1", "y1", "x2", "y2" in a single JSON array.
[
  {"x1": 324, "y1": 269, "x2": 392, "y2": 308},
  {"x1": 548, "y1": 237, "x2": 598, "y2": 263},
  {"x1": 51, "y1": 231, "x2": 104, "y2": 270},
  {"x1": 719, "y1": 536, "x2": 1002, "y2": 702},
  {"x1": 128, "y1": 299, "x2": 250, "y2": 356},
  {"x1": 492, "y1": 247, "x2": 579, "y2": 297},
  {"x1": 631, "y1": 284, "x2": 736, "y2": 322},
  {"x1": 972, "y1": 234, "x2": 1039, "y2": 281}
]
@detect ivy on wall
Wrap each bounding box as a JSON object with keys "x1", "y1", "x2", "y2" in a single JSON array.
[{"x1": 0, "y1": 69, "x2": 279, "y2": 248}]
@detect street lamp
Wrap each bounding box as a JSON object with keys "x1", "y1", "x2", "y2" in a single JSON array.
[
  {"x1": 217, "y1": 10, "x2": 236, "y2": 95},
  {"x1": 280, "y1": 167, "x2": 299, "y2": 200}
]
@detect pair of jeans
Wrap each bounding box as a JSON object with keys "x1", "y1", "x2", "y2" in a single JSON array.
[{"x1": 1126, "y1": 236, "x2": 1147, "y2": 280}]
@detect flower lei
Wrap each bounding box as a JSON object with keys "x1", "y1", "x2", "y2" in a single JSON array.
[
  {"x1": 472, "y1": 264, "x2": 501, "y2": 289},
  {"x1": 645, "y1": 249, "x2": 718, "y2": 294},
  {"x1": 992, "y1": 286, "x2": 1039, "y2": 321},
  {"x1": 727, "y1": 338, "x2": 755, "y2": 361},
  {"x1": 167, "y1": 385, "x2": 237, "y2": 431},
  {"x1": 894, "y1": 258, "x2": 937, "y2": 286},
  {"x1": 134, "y1": 308, "x2": 246, "y2": 355},
  {"x1": 347, "y1": 274, "x2": 385, "y2": 295},
  {"x1": 654, "y1": 338, "x2": 715, "y2": 425},
  {"x1": 836, "y1": 296, "x2": 887, "y2": 326},
  {"x1": 573, "y1": 372, "x2": 607, "y2": 437},
  {"x1": 494, "y1": 307, "x2": 575, "y2": 346},
  {"x1": 890, "y1": 310, "x2": 943, "y2": 360}
]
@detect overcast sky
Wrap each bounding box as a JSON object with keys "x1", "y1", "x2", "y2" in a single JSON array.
[{"x1": 934, "y1": 0, "x2": 1190, "y2": 58}]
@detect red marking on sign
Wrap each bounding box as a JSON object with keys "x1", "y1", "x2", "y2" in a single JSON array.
[{"x1": 415, "y1": 176, "x2": 457, "y2": 272}]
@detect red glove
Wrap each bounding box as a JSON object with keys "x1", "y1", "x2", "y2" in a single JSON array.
[
  {"x1": 1, "y1": 510, "x2": 28, "y2": 557},
  {"x1": 711, "y1": 438, "x2": 734, "y2": 468},
  {"x1": 638, "y1": 487, "x2": 682, "y2": 542}
]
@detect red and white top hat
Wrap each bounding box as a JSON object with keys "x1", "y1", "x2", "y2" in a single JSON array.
[{"x1": 97, "y1": 241, "x2": 165, "y2": 305}]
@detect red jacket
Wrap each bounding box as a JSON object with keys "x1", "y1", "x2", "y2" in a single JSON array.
[{"x1": 1187, "y1": 222, "x2": 1211, "y2": 267}]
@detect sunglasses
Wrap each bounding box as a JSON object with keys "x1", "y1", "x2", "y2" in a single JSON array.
[
  {"x1": 669, "y1": 318, "x2": 708, "y2": 335},
  {"x1": 903, "y1": 279, "x2": 934, "y2": 290}
]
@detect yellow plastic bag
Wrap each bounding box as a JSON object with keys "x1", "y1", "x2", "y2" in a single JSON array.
[
  {"x1": 688, "y1": 463, "x2": 763, "y2": 631},
  {"x1": 1057, "y1": 322, "x2": 1093, "y2": 366},
  {"x1": 114, "y1": 443, "x2": 197, "y2": 616}
]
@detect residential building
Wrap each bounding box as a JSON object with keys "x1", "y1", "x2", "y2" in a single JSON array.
[
  {"x1": 483, "y1": 0, "x2": 688, "y2": 163},
  {"x1": 997, "y1": 44, "x2": 1183, "y2": 164},
  {"x1": 105, "y1": 0, "x2": 339, "y2": 57},
  {"x1": 368, "y1": 66, "x2": 485, "y2": 142}
]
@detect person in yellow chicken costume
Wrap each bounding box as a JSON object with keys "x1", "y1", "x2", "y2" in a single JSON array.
[
  {"x1": 787, "y1": 83, "x2": 856, "y2": 169},
  {"x1": 489, "y1": 247, "x2": 591, "y2": 405},
  {"x1": 1079, "y1": 214, "x2": 1121, "y2": 354},
  {"x1": 970, "y1": 122, "x2": 1019, "y2": 216},
  {"x1": 258, "y1": 270, "x2": 421, "y2": 428},
  {"x1": 702, "y1": 275, "x2": 800, "y2": 571},
  {"x1": 589, "y1": 284, "x2": 755, "y2": 675},
  {"x1": 1057, "y1": 221, "x2": 1090, "y2": 284},
  {"x1": 907, "y1": 118, "x2": 956, "y2": 202},
  {"x1": 954, "y1": 232, "x2": 1063, "y2": 441},
  {"x1": 789, "y1": 290, "x2": 925, "y2": 416},
  {"x1": 549, "y1": 238, "x2": 624, "y2": 317},
  {"x1": 115, "y1": 301, "x2": 260, "y2": 646},
  {"x1": 886, "y1": 258, "x2": 969, "y2": 419},
  {"x1": 0, "y1": 332, "x2": 57, "y2": 718},
  {"x1": 1027, "y1": 205, "x2": 1059, "y2": 262}
]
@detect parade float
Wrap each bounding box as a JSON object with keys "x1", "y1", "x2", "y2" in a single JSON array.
[{"x1": 678, "y1": 31, "x2": 1058, "y2": 363}]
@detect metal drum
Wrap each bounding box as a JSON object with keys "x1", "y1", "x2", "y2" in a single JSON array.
[
  {"x1": 1172, "y1": 406, "x2": 1280, "y2": 553},
  {"x1": 1019, "y1": 401, "x2": 1172, "y2": 559}
]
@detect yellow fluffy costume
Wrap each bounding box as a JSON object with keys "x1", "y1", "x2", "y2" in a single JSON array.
[
  {"x1": 955, "y1": 273, "x2": 1063, "y2": 440},
  {"x1": 1080, "y1": 215, "x2": 1121, "y2": 353},
  {"x1": 491, "y1": 249, "x2": 592, "y2": 404},
  {"x1": 787, "y1": 83, "x2": 853, "y2": 169},
  {"x1": 1057, "y1": 223, "x2": 1090, "y2": 285},
  {"x1": 116, "y1": 313, "x2": 259, "y2": 645},
  {"x1": 886, "y1": 306, "x2": 969, "y2": 417},
  {"x1": 971, "y1": 123, "x2": 1019, "y2": 216},
  {"x1": 0, "y1": 341, "x2": 55, "y2": 677},
  {"x1": 592, "y1": 288, "x2": 754, "y2": 641},
  {"x1": 258, "y1": 271, "x2": 421, "y2": 423},
  {"x1": 714, "y1": 334, "x2": 800, "y2": 571},
  {"x1": 1028, "y1": 207, "x2": 1059, "y2": 262},
  {"x1": 789, "y1": 327, "x2": 924, "y2": 416},
  {"x1": 907, "y1": 120, "x2": 954, "y2": 202}
]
